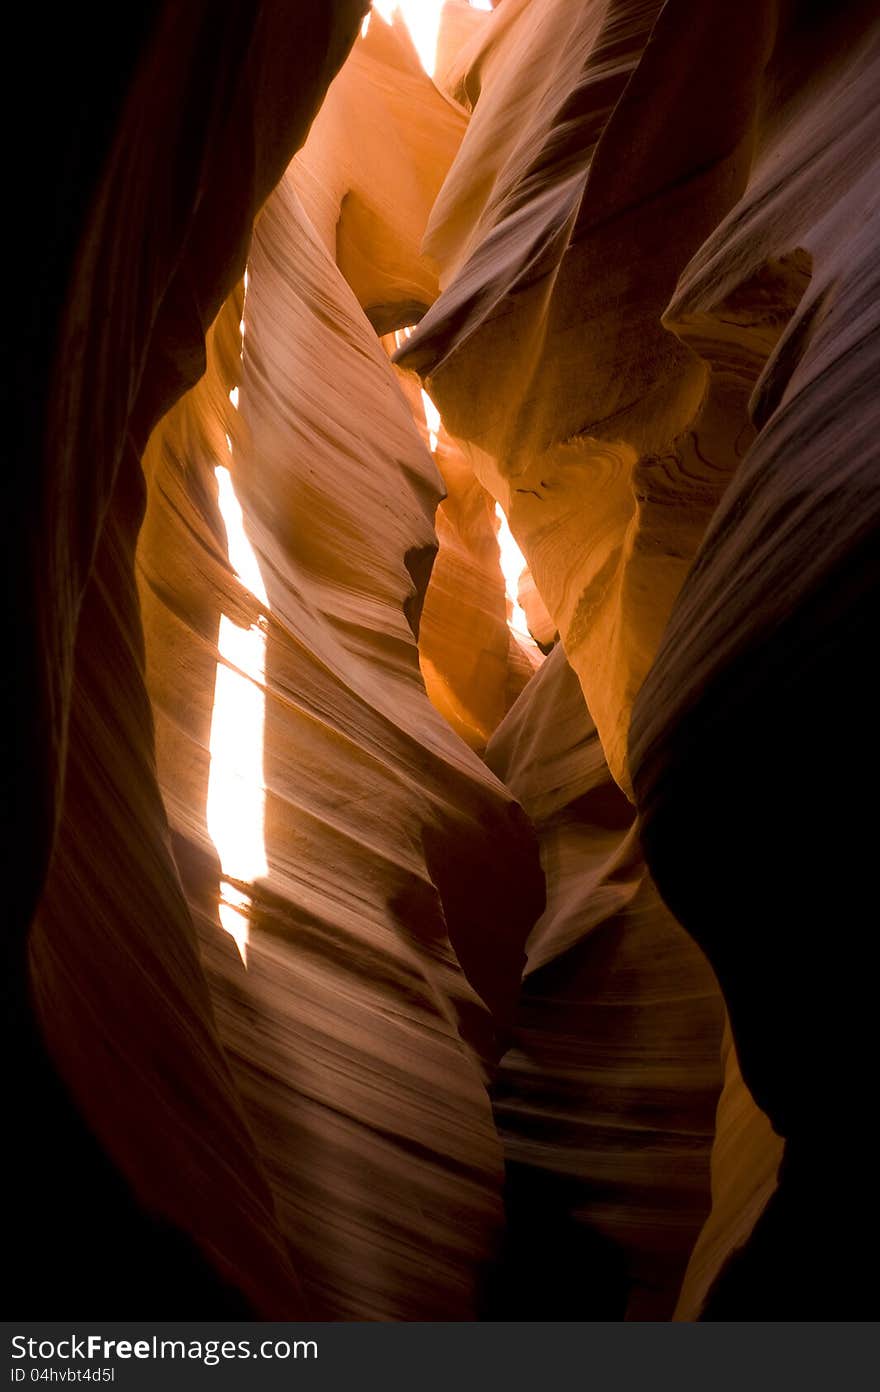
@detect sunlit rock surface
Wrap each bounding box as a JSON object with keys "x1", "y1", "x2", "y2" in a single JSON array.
[
  {"x1": 674, "y1": 1026, "x2": 783, "y2": 1321},
  {"x1": 396, "y1": 0, "x2": 793, "y2": 791},
  {"x1": 485, "y1": 647, "x2": 723, "y2": 1318},
  {"x1": 395, "y1": 0, "x2": 880, "y2": 1316},
  {"x1": 288, "y1": 10, "x2": 538, "y2": 754},
  {"x1": 434, "y1": 0, "x2": 490, "y2": 96},
  {"x1": 293, "y1": 11, "x2": 467, "y2": 333},
  {"x1": 12, "y1": 0, "x2": 880, "y2": 1323},
  {"x1": 138, "y1": 157, "x2": 543, "y2": 1319},
  {"x1": 383, "y1": 359, "x2": 538, "y2": 750},
  {"x1": 14, "y1": 0, "x2": 369, "y2": 1317}
]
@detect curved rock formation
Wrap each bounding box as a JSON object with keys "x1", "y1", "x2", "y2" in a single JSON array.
[
  {"x1": 674, "y1": 1026, "x2": 783, "y2": 1321},
  {"x1": 12, "y1": 0, "x2": 880, "y2": 1324},
  {"x1": 629, "y1": 0, "x2": 880, "y2": 1317},
  {"x1": 13, "y1": 0, "x2": 369, "y2": 1316},
  {"x1": 396, "y1": 0, "x2": 797, "y2": 792},
  {"x1": 485, "y1": 647, "x2": 722, "y2": 1319},
  {"x1": 387, "y1": 360, "x2": 537, "y2": 750},
  {"x1": 138, "y1": 157, "x2": 543, "y2": 1318},
  {"x1": 293, "y1": 11, "x2": 467, "y2": 332}
]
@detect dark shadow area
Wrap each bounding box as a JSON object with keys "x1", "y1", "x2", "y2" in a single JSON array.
[{"x1": 479, "y1": 1164, "x2": 629, "y2": 1320}]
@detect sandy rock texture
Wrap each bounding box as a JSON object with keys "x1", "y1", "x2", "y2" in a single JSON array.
[
  {"x1": 138, "y1": 160, "x2": 543, "y2": 1318},
  {"x1": 10, "y1": 0, "x2": 879, "y2": 1323},
  {"x1": 485, "y1": 647, "x2": 723, "y2": 1318},
  {"x1": 397, "y1": 0, "x2": 880, "y2": 1316},
  {"x1": 674, "y1": 1025, "x2": 783, "y2": 1321},
  {"x1": 396, "y1": 0, "x2": 803, "y2": 792},
  {"x1": 294, "y1": 10, "x2": 537, "y2": 752},
  {"x1": 388, "y1": 361, "x2": 537, "y2": 751},
  {"x1": 292, "y1": 12, "x2": 467, "y2": 333},
  {"x1": 13, "y1": 0, "x2": 369, "y2": 1316}
]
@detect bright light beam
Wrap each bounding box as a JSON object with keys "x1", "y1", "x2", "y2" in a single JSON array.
[
  {"x1": 371, "y1": 1, "x2": 445, "y2": 77},
  {"x1": 421, "y1": 389, "x2": 441, "y2": 452},
  {"x1": 495, "y1": 502, "x2": 536, "y2": 649},
  {"x1": 412, "y1": 358, "x2": 538, "y2": 659},
  {"x1": 206, "y1": 452, "x2": 269, "y2": 968}
]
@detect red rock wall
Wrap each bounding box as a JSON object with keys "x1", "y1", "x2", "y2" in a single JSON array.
[
  {"x1": 138, "y1": 163, "x2": 543, "y2": 1318},
  {"x1": 13, "y1": 0, "x2": 368, "y2": 1316},
  {"x1": 12, "y1": 0, "x2": 880, "y2": 1321},
  {"x1": 485, "y1": 647, "x2": 723, "y2": 1318}
]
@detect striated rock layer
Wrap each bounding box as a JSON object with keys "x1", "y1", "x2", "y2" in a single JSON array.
[
  {"x1": 396, "y1": 0, "x2": 725, "y2": 790},
  {"x1": 293, "y1": 12, "x2": 467, "y2": 332},
  {"x1": 485, "y1": 648, "x2": 722, "y2": 1319},
  {"x1": 389, "y1": 360, "x2": 537, "y2": 751},
  {"x1": 674, "y1": 1025, "x2": 783, "y2": 1321},
  {"x1": 138, "y1": 158, "x2": 543, "y2": 1319},
  {"x1": 13, "y1": 0, "x2": 370, "y2": 1316},
  {"x1": 393, "y1": 0, "x2": 880, "y2": 1316},
  {"x1": 11, "y1": 0, "x2": 880, "y2": 1323},
  {"x1": 630, "y1": 0, "x2": 880, "y2": 1317},
  {"x1": 395, "y1": 0, "x2": 830, "y2": 800}
]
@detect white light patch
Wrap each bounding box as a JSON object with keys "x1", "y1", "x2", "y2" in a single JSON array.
[
  {"x1": 393, "y1": 326, "x2": 414, "y2": 352},
  {"x1": 372, "y1": 1, "x2": 444, "y2": 77},
  {"x1": 206, "y1": 464, "x2": 269, "y2": 966},
  {"x1": 495, "y1": 502, "x2": 535, "y2": 647},
  {"x1": 421, "y1": 389, "x2": 441, "y2": 452}
]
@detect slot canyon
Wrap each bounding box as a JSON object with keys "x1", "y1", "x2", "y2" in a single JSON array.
[{"x1": 8, "y1": 0, "x2": 879, "y2": 1321}]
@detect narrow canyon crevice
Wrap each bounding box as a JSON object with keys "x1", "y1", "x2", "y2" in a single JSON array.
[{"x1": 9, "y1": 0, "x2": 880, "y2": 1321}]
